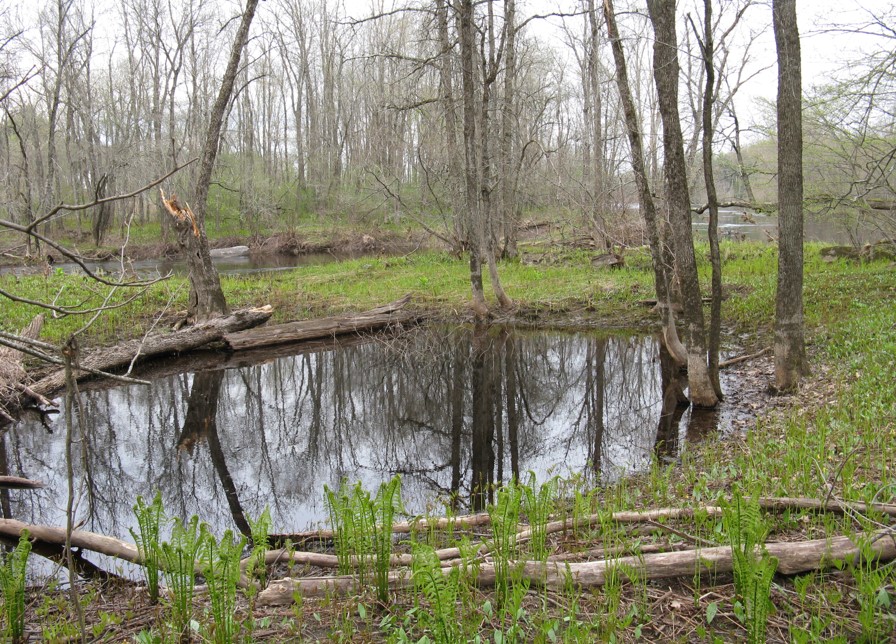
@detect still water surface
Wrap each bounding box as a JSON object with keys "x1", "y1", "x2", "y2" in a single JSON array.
[{"x1": 4, "y1": 326, "x2": 716, "y2": 565}]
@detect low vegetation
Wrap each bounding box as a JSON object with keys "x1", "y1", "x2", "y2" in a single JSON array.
[{"x1": 2, "y1": 240, "x2": 894, "y2": 641}]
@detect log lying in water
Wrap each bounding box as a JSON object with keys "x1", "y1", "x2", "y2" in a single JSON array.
[
  {"x1": 258, "y1": 530, "x2": 896, "y2": 604},
  {"x1": 223, "y1": 294, "x2": 419, "y2": 351},
  {"x1": 31, "y1": 306, "x2": 273, "y2": 397}
]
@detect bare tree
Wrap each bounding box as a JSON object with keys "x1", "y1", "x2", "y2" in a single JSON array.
[
  {"x1": 174, "y1": 0, "x2": 260, "y2": 322},
  {"x1": 646, "y1": 0, "x2": 718, "y2": 407},
  {"x1": 772, "y1": 0, "x2": 806, "y2": 391}
]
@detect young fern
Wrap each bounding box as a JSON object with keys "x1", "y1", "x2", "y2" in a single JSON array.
[
  {"x1": 159, "y1": 515, "x2": 206, "y2": 642},
  {"x1": 0, "y1": 530, "x2": 31, "y2": 643},
  {"x1": 247, "y1": 506, "x2": 273, "y2": 587},
  {"x1": 372, "y1": 475, "x2": 402, "y2": 603},
  {"x1": 412, "y1": 542, "x2": 460, "y2": 643},
  {"x1": 488, "y1": 479, "x2": 524, "y2": 605},
  {"x1": 522, "y1": 472, "x2": 557, "y2": 561},
  {"x1": 200, "y1": 527, "x2": 246, "y2": 644},
  {"x1": 324, "y1": 475, "x2": 402, "y2": 601},
  {"x1": 130, "y1": 491, "x2": 167, "y2": 604},
  {"x1": 723, "y1": 490, "x2": 778, "y2": 644}
]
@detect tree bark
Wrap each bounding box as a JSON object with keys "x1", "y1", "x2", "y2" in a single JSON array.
[
  {"x1": 646, "y1": 0, "x2": 718, "y2": 407},
  {"x1": 773, "y1": 0, "x2": 806, "y2": 391}
]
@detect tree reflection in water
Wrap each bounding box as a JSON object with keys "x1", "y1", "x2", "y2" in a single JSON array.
[{"x1": 4, "y1": 326, "x2": 719, "y2": 545}]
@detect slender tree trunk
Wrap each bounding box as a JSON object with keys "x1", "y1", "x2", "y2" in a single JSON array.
[
  {"x1": 696, "y1": 0, "x2": 724, "y2": 400},
  {"x1": 459, "y1": 0, "x2": 488, "y2": 316},
  {"x1": 602, "y1": 0, "x2": 683, "y2": 365},
  {"x1": 436, "y1": 0, "x2": 464, "y2": 252},
  {"x1": 730, "y1": 109, "x2": 756, "y2": 203},
  {"x1": 500, "y1": 0, "x2": 518, "y2": 259},
  {"x1": 772, "y1": 0, "x2": 806, "y2": 391},
  {"x1": 647, "y1": 0, "x2": 718, "y2": 407},
  {"x1": 181, "y1": 0, "x2": 260, "y2": 321}
]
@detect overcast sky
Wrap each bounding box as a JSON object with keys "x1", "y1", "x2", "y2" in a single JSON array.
[{"x1": 339, "y1": 0, "x2": 893, "y2": 136}]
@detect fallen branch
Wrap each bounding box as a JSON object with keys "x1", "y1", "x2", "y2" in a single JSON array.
[
  {"x1": 720, "y1": 347, "x2": 770, "y2": 368},
  {"x1": 259, "y1": 530, "x2": 896, "y2": 604}
]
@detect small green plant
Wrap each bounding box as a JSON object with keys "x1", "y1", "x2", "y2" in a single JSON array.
[
  {"x1": 159, "y1": 515, "x2": 206, "y2": 642},
  {"x1": 522, "y1": 472, "x2": 557, "y2": 562},
  {"x1": 324, "y1": 475, "x2": 402, "y2": 602},
  {"x1": 247, "y1": 506, "x2": 273, "y2": 588},
  {"x1": 411, "y1": 542, "x2": 461, "y2": 643},
  {"x1": 130, "y1": 492, "x2": 167, "y2": 604},
  {"x1": 850, "y1": 532, "x2": 894, "y2": 642},
  {"x1": 488, "y1": 479, "x2": 524, "y2": 607},
  {"x1": 0, "y1": 530, "x2": 32, "y2": 643},
  {"x1": 325, "y1": 480, "x2": 372, "y2": 581},
  {"x1": 200, "y1": 526, "x2": 246, "y2": 644},
  {"x1": 371, "y1": 475, "x2": 402, "y2": 603},
  {"x1": 723, "y1": 491, "x2": 778, "y2": 644}
]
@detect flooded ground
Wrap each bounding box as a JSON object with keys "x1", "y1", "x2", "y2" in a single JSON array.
[{"x1": 2, "y1": 325, "x2": 757, "y2": 577}]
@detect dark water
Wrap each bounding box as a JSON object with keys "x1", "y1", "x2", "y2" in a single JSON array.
[{"x1": 3, "y1": 326, "x2": 723, "y2": 574}]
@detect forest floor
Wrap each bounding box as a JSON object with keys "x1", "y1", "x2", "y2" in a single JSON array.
[{"x1": 2, "y1": 231, "x2": 895, "y2": 642}]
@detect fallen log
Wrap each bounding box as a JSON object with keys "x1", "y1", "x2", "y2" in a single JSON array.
[
  {"x1": 30, "y1": 306, "x2": 273, "y2": 397},
  {"x1": 0, "y1": 518, "x2": 142, "y2": 564},
  {"x1": 223, "y1": 295, "x2": 419, "y2": 351},
  {"x1": 258, "y1": 530, "x2": 896, "y2": 604},
  {"x1": 0, "y1": 315, "x2": 45, "y2": 421},
  {"x1": 209, "y1": 245, "x2": 249, "y2": 258},
  {"x1": 0, "y1": 476, "x2": 44, "y2": 489}
]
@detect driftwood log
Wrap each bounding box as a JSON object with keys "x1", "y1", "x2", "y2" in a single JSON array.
[
  {"x1": 30, "y1": 306, "x2": 273, "y2": 398},
  {"x1": 223, "y1": 295, "x2": 418, "y2": 351},
  {"x1": 258, "y1": 531, "x2": 896, "y2": 604}
]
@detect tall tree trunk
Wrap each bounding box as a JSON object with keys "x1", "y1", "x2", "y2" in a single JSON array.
[
  {"x1": 436, "y1": 0, "x2": 464, "y2": 252},
  {"x1": 647, "y1": 0, "x2": 718, "y2": 408},
  {"x1": 182, "y1": 0, "x2": 260, "y2": 321},
  {"x1": 500, "y1": 0, "x2": 518, "y2": 259},
  {"x1": 695, "y1": 0, "x2": 724, "y2": 400},
  {"x1": 602, "y1": 0, "x2": 683, "y2": 365},
  {"x1": 459, "y1": 0, "x2": 488, "y2": 316},
  {"x1": 772, "y1": 0, "x2": 806, "y2": 391}
]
